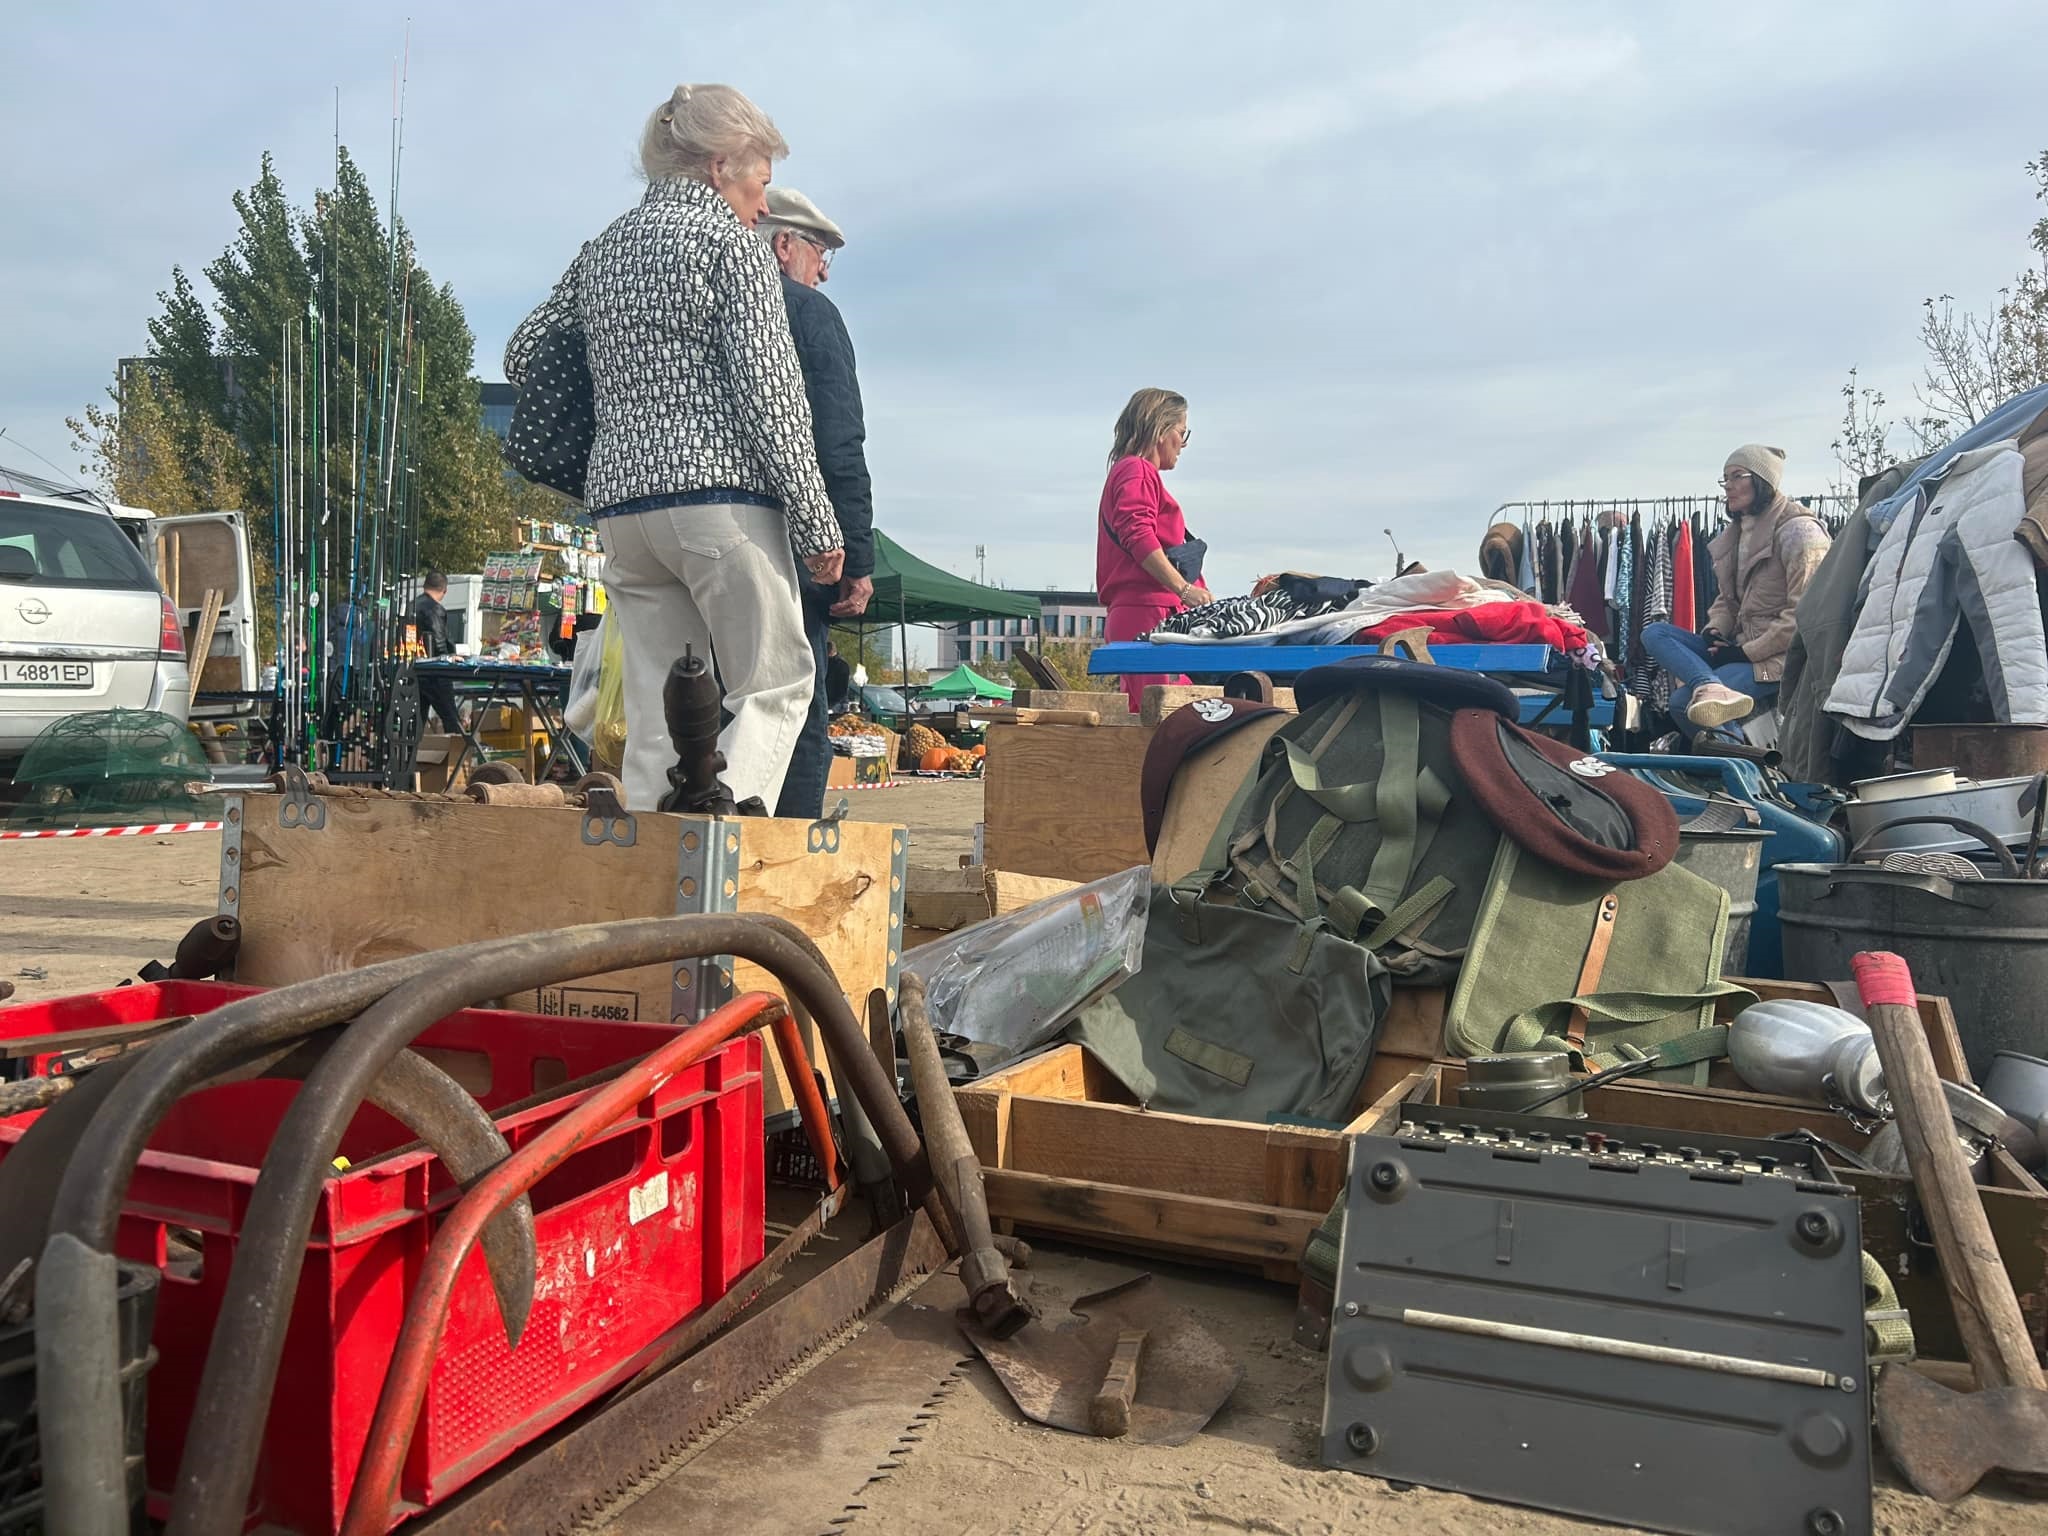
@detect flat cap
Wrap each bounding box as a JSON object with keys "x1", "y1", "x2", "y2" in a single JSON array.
[{"x1": 764, "y1": 186, "x2": 844, "y2": 249}]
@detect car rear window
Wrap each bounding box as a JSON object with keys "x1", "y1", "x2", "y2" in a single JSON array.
[{"x1": 0, "y1": 499, "x2": 159, "y2": 591}]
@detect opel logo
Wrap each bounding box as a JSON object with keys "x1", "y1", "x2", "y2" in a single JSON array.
[{"x1": 16, "y1": 598, "x2": 50, "y2": 625}]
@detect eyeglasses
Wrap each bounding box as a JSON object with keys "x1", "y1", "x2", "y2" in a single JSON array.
[
  {"x1": 800, "y1": 234, "x2": 833, "y2": 271},
  {"x1": 1178, "y1": 427, "x2": 1193, "y2": 445},
  {"x1": 1718, "y1": 472, "x2": 1752, "y2": 489}
]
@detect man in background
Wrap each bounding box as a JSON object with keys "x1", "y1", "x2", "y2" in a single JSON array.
[
  {"x1": 411, "y1": 570, "x2": 463, "y2": 734},
  {"x1": 760, "y1": 186, "x2": 875, "y2": 817}
]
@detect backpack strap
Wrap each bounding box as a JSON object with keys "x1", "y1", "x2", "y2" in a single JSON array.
[{"x1": 1499, "y1": 983, "x2": 1757, "y2": 1072}]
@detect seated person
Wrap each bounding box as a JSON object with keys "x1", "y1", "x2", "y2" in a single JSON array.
[{"x1": 1642, "y1": 444, "x2": 1830, "y2": 738}]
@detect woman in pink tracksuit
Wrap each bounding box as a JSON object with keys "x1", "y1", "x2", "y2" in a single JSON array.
[{"x1": 1094, "y1": 388, "x2": 1211, "y2": 712}]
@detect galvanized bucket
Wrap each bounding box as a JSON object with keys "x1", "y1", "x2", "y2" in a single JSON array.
[
  {"x1": 1673, "y1": 828, "x2": 1767, "y2": 977},
  {"x1": 1777, "y1": 861, "x2": 2048, "y2": 1083}
]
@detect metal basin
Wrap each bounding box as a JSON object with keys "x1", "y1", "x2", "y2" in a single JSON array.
[
  {"x1": 1778, "y1": 861, "x2": 2048, "y2": 1083},
  {"x1": 1842, "y1": 775, "x2": 2036, "y2": 860}
]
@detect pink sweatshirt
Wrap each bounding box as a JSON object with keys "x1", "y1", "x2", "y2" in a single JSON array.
[{"x1": 1095, "y1": 456, "x2": 1186, "y2": 612}]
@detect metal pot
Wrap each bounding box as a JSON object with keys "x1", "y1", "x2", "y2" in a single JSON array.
[
  {"x1": 1779, "y1": 858, "x2": 2048, "y2": 1082},
  {"x1": 1843, "y1": 775, "x2": 2036, "y2": 860},
  {"x1": 1852, "y1": 768, "x2": 1958, "y2": 803},
  {"x1": 1984, "y1": 1049, "x2": 2048, "y2": 1130},
  {"x1": 1458, "y1": 1052, "x2": 1584, "y2": 1118}
]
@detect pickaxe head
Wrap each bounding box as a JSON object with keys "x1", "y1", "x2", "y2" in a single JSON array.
[{"x1": 1876, "y1": 1363, "x2": 2048, "y2": 1502}]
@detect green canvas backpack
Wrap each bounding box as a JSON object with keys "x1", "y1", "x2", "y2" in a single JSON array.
[{"x1": 1210, "y1": 673, "x2": 1515, "y2": 986}]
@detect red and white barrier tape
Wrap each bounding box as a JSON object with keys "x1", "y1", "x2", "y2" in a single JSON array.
[{"x1": 0, "y1": 820, "x2": 223, "y2": 841}]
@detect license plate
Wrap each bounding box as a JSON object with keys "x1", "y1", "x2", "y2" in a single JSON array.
[{"x1": 0, "y1": 660, "x2": 95, "y2": 689}]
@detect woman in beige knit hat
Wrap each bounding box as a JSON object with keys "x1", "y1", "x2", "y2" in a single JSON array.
[{"x1": 1641, "y1": 444, "x2": 1830, "y2": 737}]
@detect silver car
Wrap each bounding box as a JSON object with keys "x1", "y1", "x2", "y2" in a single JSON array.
[{"x1": 0, "y1": 489, "x2": 191, "y2": 765}]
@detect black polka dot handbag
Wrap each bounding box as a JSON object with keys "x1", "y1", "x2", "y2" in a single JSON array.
[{"x1": 504, "y1": 327, "x2": 595, "y2": 500}]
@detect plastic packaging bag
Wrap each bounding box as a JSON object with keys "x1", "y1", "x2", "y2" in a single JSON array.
[
  {"x1": 903, "y1": 865, "x2": 1151, "y2": 1057},
  {"x1": 590, "y1": 617, "x2": 627, "y2": 776}
]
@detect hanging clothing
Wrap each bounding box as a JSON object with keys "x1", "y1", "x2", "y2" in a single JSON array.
[
  {"x1": 1672, "y1": 518, "x2": 1697, "y2": 631},
  {"x1": 1479, "y1": 522, "x2": 1525, "y2": 586},
  {"x1": 1610, "y1": 520, "x2": 1636, "y2": 668},
  {"x1": 1569, "y1": 523, "x2": 1607, "y2": 639},
  {"x1": 1516, "y1": 524, "x2": 1538, "y2": 595},
  {"x1": 1692, "y1": 512, "x2": 1718, "y2": 621},
  {"x1": 1632, "y1": 527, "x2": 1675, "y2": 698}
]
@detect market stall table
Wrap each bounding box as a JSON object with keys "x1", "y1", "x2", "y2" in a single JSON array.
[
  {"x1": 411, "y1": 657, "x2": 587, "y2": 781},
  {"x1": 1088, "y1": 641, "x2": 1615, "y2": 729}
]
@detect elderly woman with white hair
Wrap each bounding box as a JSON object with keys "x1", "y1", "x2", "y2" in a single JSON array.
[{"x1": 506, "y1": 82, "x2": 842, "y2": 811}]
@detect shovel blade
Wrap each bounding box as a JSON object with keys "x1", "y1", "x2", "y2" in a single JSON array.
[{"x1": 1876, "y1": 1366, "x2": 2048, "y2": 1503}]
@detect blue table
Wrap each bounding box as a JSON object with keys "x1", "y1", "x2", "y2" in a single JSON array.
[{"x1": 1087, "y1": 642, "x2": 1615, "y2": 729}]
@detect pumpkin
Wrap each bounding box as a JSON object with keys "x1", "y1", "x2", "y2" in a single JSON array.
[
  {"x1": 919, "y1": 747, "x2": 954, "y2": 772},
  {"x1": 970, "y1": 744, "x2": 987, "y2": 760}
]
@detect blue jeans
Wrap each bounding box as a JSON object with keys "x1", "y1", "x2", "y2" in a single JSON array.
[
  {"x1": 1640, "y1": 621, "x2": 1777, "y2": 739},
  {"x1": 774, "y1": 581, "x2": 835, "y2": 819}
]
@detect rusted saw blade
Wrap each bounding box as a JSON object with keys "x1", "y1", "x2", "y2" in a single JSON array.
[
  {"x1": 412, "y1": 1209, "x2": 949, "y2": 1536},
  {"x1": 596, "y1": 1271, "x2": 978, "y2": 1535}
]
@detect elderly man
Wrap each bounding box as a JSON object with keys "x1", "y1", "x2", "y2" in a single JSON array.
[
  {"x1": 1642, "y1": 444, "x2": 1831, "y2": 738},
  {"x1": 761, "y1": 186, "x2": 877, "y2": 818}
]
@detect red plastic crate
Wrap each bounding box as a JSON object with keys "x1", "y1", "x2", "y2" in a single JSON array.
[{"x1": 0, "y1": 980, "x2": 766, "y2": 1535}]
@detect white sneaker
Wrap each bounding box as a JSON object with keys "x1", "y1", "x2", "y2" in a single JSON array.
[{"x1": 1687, "y1": 681, "x2": 1755, "y2": 728}]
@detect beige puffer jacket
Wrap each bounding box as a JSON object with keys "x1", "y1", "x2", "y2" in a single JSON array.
[{"x1": 1705, "y1": 493, "x2": 1831, "y2": 683}]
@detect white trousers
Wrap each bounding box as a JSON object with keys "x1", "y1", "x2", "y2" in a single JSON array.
[{"x1": 596, "y1": 501, "x2": 815, "y2": 812}]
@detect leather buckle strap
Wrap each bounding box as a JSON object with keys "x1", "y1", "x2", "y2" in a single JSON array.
[{"x1": 1565, "y1": 892, "x2": 1620, "y2": 1055}]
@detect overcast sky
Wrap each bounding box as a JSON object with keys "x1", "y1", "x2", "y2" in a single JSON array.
[{"x1": 5, "y1": 1, "x2": 2045, "y2": 604}]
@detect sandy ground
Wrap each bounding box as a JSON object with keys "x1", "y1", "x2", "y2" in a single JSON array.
[
  {"x1": 3, "y1": 778, "x2": 2039, "y2": 1534},
  {"x1": 586, "y1": 1237, "x2": 2038, "y2": 1536}
]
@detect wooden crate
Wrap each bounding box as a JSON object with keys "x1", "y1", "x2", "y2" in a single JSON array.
[
  {"x1": 1140, "y1": 683, "x2": 1297, "y2": 727},
  {"x1": 981, "y1": 722, "x2": 1154, "y2": 883},
  {"x1": 1014, "y1": 690, "x2": 1132, "y2": 717},
  {"x1": 949, "y1": 975, "x2": 2030, "y2": 1360},
  {"x1": 902, "y1": 866, "x2": 1080, "y2": 951},
  {"x1": 955, "y1": 1044, "x2": 1351, "y2": 1282},
  {"x1": 221, "y1": 791, "x2": 905, "y2": 1120}
]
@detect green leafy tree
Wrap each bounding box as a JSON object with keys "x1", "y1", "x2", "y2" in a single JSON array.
[{"x1": 122, "y1": 146, "x2": 533, "y2": 579}]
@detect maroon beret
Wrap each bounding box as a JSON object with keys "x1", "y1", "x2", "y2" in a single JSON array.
[
  {"x1": 1140, "y1": 697, "x2": 1286, "y2": 853},
  {"x1": 1448, "y1": 710, "x2": 1679, "y2": 881}
]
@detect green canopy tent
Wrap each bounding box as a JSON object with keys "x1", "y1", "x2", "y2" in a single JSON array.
[
  {"x1": 856, "y1": 531, "x2": 1042, "y2": 688},
  {"x1": 922, "y1": 664, "x2": 1014, "y2": 702}
]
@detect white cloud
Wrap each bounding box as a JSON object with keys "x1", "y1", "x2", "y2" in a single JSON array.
[{"x1": 1373, "y1": 21, "x2": 1641, "y2": 114}]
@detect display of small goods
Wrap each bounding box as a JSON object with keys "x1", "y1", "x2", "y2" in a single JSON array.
[
  {"x1": 492, "y1": 610, "x2": 546, "y2": 662},
  {"x1": 481, "y1": 551, "x2": 546, "y2": 611},
  {"x1": 522, "y1": 518, "x2": 605, "y2": 582}
]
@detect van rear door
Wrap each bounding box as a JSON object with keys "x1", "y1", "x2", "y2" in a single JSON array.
[{"x1": 152, "y1": 511, "x2": 258, "y2": 711}]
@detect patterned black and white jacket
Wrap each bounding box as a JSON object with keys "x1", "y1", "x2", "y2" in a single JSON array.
[{"x1": 504, "y1": 177, "x2": 840, "y2": 558}]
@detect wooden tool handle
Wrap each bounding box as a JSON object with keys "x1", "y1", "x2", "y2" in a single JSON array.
[
  {"x1": 977, "y1": 708, "x2": 1101, "y2": 727},
  {"x1": 1090, "y1": 1328, "x2": 1147, "y2": 1437},
  {"x1": 1855, "y1": 951, "x2": 2045, "y2": 1392}
]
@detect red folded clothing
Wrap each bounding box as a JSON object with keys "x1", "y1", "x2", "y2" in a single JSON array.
[{"x1": 1352, "y1": 602, "x2": 1592, "y2": 654}]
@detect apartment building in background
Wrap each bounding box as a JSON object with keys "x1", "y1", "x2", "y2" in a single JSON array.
[{"x1": 937, "y1": 587, "x2": 1106, "y2": 669}]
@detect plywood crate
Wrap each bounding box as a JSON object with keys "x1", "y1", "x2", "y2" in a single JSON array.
[
  {"x1": 981, "y1": 722, "x2": 1154, "y2": 883},
  {"x1": 954, "y1": 1043, "x2": 1346, "y2": 1283},
  {"x1": 949, "y1": 975, "x2": 2025, "y2": 1356},
  {"x1": 220, "y1": 790, "x2": 907, "y2": 1121}
]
